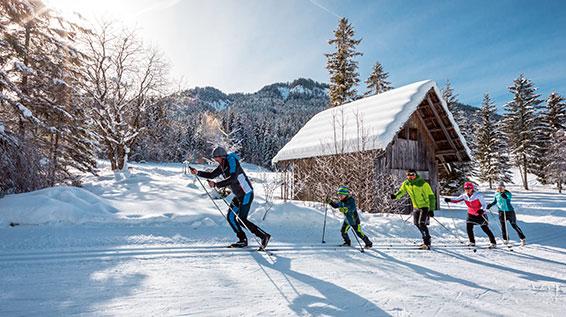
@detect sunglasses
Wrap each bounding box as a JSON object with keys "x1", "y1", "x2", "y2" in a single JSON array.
[
  {"x1": 464, "y1": 187, "x2": 473, "y2": 190},
  {"x1": 407, "y1": 173, "x2": 416, "y2": 177}
]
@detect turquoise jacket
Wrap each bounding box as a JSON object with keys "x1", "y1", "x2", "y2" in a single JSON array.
[{"x1": 487, "y1": 190, "x2": 514, "y2": 212}]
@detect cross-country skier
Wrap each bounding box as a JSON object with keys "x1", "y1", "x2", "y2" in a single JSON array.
[
  {"x1": 487, "y1": 183, "x2": 526, "y2": 246},
  {"x1": 391, "y1": 169, "x2": 436, "y2": 250},
  {"x1": 444, "y1": 182, "x2": 497, "y2": 248},
  {"x1": 326, "y1": 186, "x2": 373, "y2": 249},
  {"x1": 190, "y1": 147, "x2": 271, "y2": 249}
]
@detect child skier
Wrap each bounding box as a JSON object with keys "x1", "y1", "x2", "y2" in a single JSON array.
[
  {"x1": 487, "y1": 183, "x2": 526, "y2": 246},
  {"x1": 444, "y1": 182, "x2": 497, "y2": 248},
  {"x1": 327, "y1": 186, "x2": 373, "y2": 249},
  {"x1": 391, "y1": 169, "x2": 436, "y2": 250},
  {"x1": 190, "y1": 147, "x2": 271, "y2": 249}
]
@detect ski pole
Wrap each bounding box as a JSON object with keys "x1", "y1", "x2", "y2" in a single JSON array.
[
  {"x1": 344, "y1": 218, "x2": 364, "y2": 253},
  {"x1": 321, "y1": 201, "x2": 328, "y2": 244},
  {"x1": 431, "y1": 216, "x2": 466, "y2": 245},
  {"x1": 191, "y1": 169, "x2": 269, "y2": 252}
]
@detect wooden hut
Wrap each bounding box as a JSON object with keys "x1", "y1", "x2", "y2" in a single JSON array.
[{"x1": 272, "y1": 80, "x2": 472, "y2": 212}]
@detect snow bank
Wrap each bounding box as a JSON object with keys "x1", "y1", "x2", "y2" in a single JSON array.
[{"x1": 0, "y1": 186, "x2": 118, "y2": 226}]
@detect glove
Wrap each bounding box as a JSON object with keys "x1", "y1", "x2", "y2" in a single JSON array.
[
  {"x1": 189, "y1": 167, "x2": 198, "y2": 175},
  {"x1": 390, "y1": 194, "x2": 397, "y2": 199},
  {"x1": 478, "y1": 209, "x2": 485, "y2": 215},
  {"x1": 325, "y1": 198, "x2": 332, "y2": 204},
  {"x1": 444, "y1": 197, "x2": 451, "y2": 203},
  {"x1": 500, "y1": 192, "x2": 508, "y2": 199},
  {"x1": 429, "y1": 210, "x2": 434, "y2": 217},
  {"x1": 207, "y1": 180, "x2": 216, "y2": 188},
  {"x1": 338, "y1": 207, "x2": 348, "y2": 214}
]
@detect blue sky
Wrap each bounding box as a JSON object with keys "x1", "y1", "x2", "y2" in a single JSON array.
[{"x1": 47, "y1": 0, "x2": 566, "y2": 110}]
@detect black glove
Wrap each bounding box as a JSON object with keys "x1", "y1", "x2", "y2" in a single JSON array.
[
  {"x1": 390, "y1": 194, "x2": 397, "y2": 199},
  {"x1": 478, "y1": 209, "x2": 485, "y2": 215},
  {"x1": 429, "y1": 210, "x2": 434, "y2": 217},
  {"x1": 500, "y1": 192, "x2": 508, "y2": 199},
  {"x1": 325, "y1": 198, "x2": 332, "y2": 204},
  {"x1": 444, "y1": 197, "x2": 451, "y2": 203}
]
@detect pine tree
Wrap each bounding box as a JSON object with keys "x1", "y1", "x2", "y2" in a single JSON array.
[
  {"x1": 475, "y1": 94, "x2": 499, "y2": 188},
  {"x1": 545, "y1": 129, "x2": 566, "y2": 193},
  {"x1": 537, "y1": 92, "x2": 566, "y2": 187},
  {"x1": 364, "y1": 61, "x2": 392, "y2": 96},
  {"x1": 503, "y1": 74, "x2": 544, "y2": 190},
  {"x1": 325, "y1": 18, "x2": 362, "y2": 108},
  {"x1": 438, "y1": 81, "x2": 477, "y2": 194}
]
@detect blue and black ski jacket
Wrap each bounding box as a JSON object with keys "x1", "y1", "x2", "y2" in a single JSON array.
[{"x1": 197, "y1": 153, "x2": 253, "y2": 200}]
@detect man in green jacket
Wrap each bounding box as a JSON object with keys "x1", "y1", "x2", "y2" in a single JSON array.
[{"x1": 390, "y1": 169, "x2": 436, "y2": 250}]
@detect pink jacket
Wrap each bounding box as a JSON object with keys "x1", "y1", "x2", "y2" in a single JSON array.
[{"x1": 448, "y1": 191, "x2": 487, "y2": 216}]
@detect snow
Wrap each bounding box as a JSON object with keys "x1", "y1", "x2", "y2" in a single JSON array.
[
  {"x1": 0, "y1": 122, "x2": 4, "y2": 134},
  {"x1": 0, "y1": 186, "x2": 117, "y2": 225},
  {"x1": 16, "y1": 102, "x2": 33, "y2": 118},
  {"x1": 278, "y1": 86, "x2": 290, "y2": 100},
  {"x1": 14, "y1": 61, "x2": 35, "y2": 75},
  {"x1": 0, "y1": 162, "x2": 565, "y2": 316},
  {"x1": 272, "y1": 80, "x2": 473, "y2": 163}
]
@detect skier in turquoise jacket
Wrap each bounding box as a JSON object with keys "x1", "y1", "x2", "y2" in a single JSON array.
[
  {"x1": 327, "y1": 186, "x2": 373, "y2": 248},
  {"x1": 487, "y1": 183, "x2": 526, "y2": 246}
]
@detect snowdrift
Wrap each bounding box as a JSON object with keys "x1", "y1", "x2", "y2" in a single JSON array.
[{"x1": 0, "y1": 186, "x2": 117, "y2": 226}]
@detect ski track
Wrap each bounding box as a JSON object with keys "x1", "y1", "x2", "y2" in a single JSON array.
[{"x1": 0, "y1": 163, "x2": 565, "y2": 316}]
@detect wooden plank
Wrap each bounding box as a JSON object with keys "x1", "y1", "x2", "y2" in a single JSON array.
[{"x1": 426, "y1": 95, "x2": 462, "y2": 161}]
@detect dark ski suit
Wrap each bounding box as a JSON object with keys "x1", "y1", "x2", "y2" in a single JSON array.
[
  {"x1": 329, "y1": 196, "x2": 372, "y2": 247},
  {"x1": 197, "y1": 153, "x2": 267, "y2": 242}
]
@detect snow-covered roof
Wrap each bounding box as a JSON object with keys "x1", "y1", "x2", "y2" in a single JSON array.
[{"x1": 272, "y1": 80, "x2": 472, "y2": 164}]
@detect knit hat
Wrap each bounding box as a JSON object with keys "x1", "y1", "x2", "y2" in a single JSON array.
[
  {"x1": 464, "y1": 182, "x2": 474, "y2": 190},
  {"x1": 211, "y1": 146, "x2": 227, "y2": 158},
  {"x1": 337, "y1": 185, "x2": 350, "y2": 196}
]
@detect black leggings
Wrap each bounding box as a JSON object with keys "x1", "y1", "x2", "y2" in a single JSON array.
[
  {"x1": 499, "y1": 211, "x2": 526, "y2": 240},
  {"x1": 227, "y1": 193, "x2": 267, "y2": 240},
  {"x1": 413, "y1": 208, "x2": 431, "y2": 246},
  {"x1": 466, "y1": 222, "x2": 496, "y2": 244}
]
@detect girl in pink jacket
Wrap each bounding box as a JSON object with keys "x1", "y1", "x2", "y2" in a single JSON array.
[{"x1": 444, "y1": 182, "x2": 497, "y2": 248}]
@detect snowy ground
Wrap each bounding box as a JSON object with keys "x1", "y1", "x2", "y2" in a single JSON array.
[{"x1": 0, "y1": 162, "x2": 565, "y2": 316}]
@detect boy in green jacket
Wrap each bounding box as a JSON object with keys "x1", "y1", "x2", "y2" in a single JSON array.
[
  {"x1": 391, "y1": 169, "x2": 436, "y2": 250},
  {"x1": 327, "y1": 186, "x2": 373, "y2": 249}
]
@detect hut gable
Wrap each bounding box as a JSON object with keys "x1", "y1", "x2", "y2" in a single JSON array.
[{"x1": 272, "y1": 80, "x2": 471, "y2": 166}]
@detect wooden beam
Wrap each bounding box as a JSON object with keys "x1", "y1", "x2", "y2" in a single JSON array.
[
  {"x1": 436, "y1": 149, "x2": 457, "y2": 155},
  {"x1": 426, "y1": 94, "x2": 462, "y2": 161},
  {"x1": 415, "y1": 111, "x2": 437, "y2": 146}
]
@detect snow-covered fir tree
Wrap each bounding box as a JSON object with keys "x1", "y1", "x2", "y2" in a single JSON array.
[
  {"x1": 475, "y1": 94, "x2": 512, "y2": 188},
  {"x1": 503, "y1": 74, "x2": 544, "y2": 190},
  {"x1": 0, "y1": 0, "x2": 97, "y2": 193},
  {"x1": 325, "y1": 18, "x2": 362, "y2": 107},
  {"x1": 364, "y1": 61, "x2": 392, "y2": 96},
  {"x1": 535, "y1": 92, "x2": 566, "y2": 185},
  {"x1": 545, "y1": 129, "x2": 566, "y2": 193},
  {"x1": 438, "y1": 81, "x2": 476, "y2": 194}
]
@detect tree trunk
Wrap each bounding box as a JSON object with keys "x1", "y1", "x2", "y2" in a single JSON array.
[{"x1": 522, "y1": 155, "x2": 529, "y2": 190}]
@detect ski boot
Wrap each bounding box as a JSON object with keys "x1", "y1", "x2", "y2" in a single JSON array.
[
  {"x1": 340, "y1": 241, "x2": 351, "y2": 247},
  {"x1": 259, "y1": 233, "x2": 271, "y2": 250},
  {"x1": 229, "y1": 239, "x2": 248, "y2": 248},
  {"x1": 418, "y1": 243, "x2": 431, "y2": 250},
  {"x1": 488, "y1": 243, "x2": 497, "y2": 249},
  {"x1": 362, "y1": 236, "x2": 373, "y2": 249},
  {"x1": 520, "y1": 239, "x2": 526, "y2": 247}
]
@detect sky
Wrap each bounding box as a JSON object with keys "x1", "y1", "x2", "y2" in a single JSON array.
[{"x1": 45, "y1": 0, "x2": 566, "y2": 110}]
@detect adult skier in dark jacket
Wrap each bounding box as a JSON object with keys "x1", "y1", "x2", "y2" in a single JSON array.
[
  {"x1": 190, "y1": 147, "x2": 270, "y2": 249},
  {"x1": 327, "y1": 186, "x2": 373, "y2": 248},
  {"x1": 487, "y1": 183, "x2": 526, "y2": 246}
]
